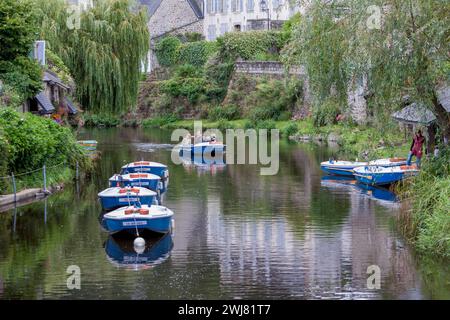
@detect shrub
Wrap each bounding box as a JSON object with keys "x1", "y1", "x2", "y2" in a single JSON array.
[
  {"x1": 205, "y1": 59, "x2": 235, "y2": 88},
  {"x1": 216, "y1": 31, "x2": 284, "y2": 61},
  {"x1": 282, "y1": 122, "x2": 298, "y2": 137},
  {"x1": 83, "y1": 113, "x2": 120, "y2": 127},
  {"x1": 178, "y1": 41, "x2": 217, "y2": 67},
  {"x1": 155, "y1": 36, "x2": 181, "y2": 67},
  {"x1": 208, "y1": 104, "x2": 240, "y2": 121},
  {"x1": 161, "y1": 77, "x2": 209, "y2": 104},
  {"x1": 142, "y1": 115, "x2": 179, "y2": 128},
  {"x1": 312, "y1": 98, "x2": 341, "y2": 127},
  {"x1": 173, "y1": 64, "x2": 204, "y2": 78},
  {"x1": 0, "y1": 108, "x2": 86, "y2": 173}
]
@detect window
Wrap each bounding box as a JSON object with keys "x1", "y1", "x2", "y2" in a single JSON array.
[
  {"x1": 207, "y1": 25, "x2": 217, "y2": 40},
  {"x1": 247, "y1": 0, "x2": 254, "y2": 12},
  {"x1": 231, "y1": 0, "x2": 242, "y2": 12},
  {"x1": 220, "y1": 23, "x2": 229, "y2": 35}
]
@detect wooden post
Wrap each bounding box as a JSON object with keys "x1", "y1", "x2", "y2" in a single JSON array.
[
  {"x1": 11, "y1": 173, "x2": 16, "y2": 203},
  {"x1": 43, "y1": 165, "x2": 47, "y2": 193},
  {"x1": 76, "y1": 161, "x2": 79, "y2": 181}
]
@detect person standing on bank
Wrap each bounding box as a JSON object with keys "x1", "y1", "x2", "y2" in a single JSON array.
[{"x1": 407, "y1": 130, "x2": 426, "y2": 168}]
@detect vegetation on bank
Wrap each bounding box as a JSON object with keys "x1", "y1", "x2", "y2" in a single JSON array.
[
  {"x1": 0, "y1": 0, "x2": 43, "y2": 107},
  {"x1": 399, "y1": 147, "x2": 450, "y2": 258},
  {"x1": 0, "y1": 109, "x2": 90, "y2": 194},
  {"x1": 38, "y1": 0, "x2": 149, "y2": 114}
]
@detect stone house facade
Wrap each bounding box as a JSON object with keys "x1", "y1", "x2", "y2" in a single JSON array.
[
  {"x1": 139, "y1": 0, "x2": 204, "y2": 71},
  {"x1": 203, "y1": 0, "x2": 302, "y2": 40}
]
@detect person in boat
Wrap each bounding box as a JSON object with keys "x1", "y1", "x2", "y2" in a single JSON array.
[{"x1": 406, "y1": 130, "x2": 426, "y2": 167}]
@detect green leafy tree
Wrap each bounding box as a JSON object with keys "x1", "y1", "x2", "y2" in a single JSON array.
[
  {"x1": 286, "y1": 0, "x2": 450, "y2": 138},
  {"x1": 0, "y1": 0, "x2": 42, "y2": 101},
  {"x1": 38, "y1": 0, "x2": 150, "y2": 114}
]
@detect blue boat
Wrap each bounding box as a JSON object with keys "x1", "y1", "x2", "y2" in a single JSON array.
[
  {"x1": 321, "y1": 158, "x2": 408, "y2": 176},
  {"x1": 120, "y1": 161, "x2": 169, "y2": 192},
  {"x1": 120, "y1": 161, "x2": 168, "y2": 178},
  {"x1": 320, "y1": 160, "x2": 368, "y2": 176},
  {"x1": 108, "y1": 173, "x2": 162, "y2": 191},
  {"x1": 105, "y1": 234, "x2": 173, "y2": 269},
  {"x1": 180, "y1": 142, "x2": 226, "y2": 158},
  {"x1": 353, "y1": 165, "x2": 419, "y2": 186},
  {"x1": 103, "y1": 204, "x2": 174, "y2": 235},
  {"x1": 98, "y1": 187, "x2": 158, "y2": 211}
]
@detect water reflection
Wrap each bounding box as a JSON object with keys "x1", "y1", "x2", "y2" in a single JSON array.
[
  {"x1": 181, "y1": 155, "x2": 226, "y2": 175},
  {"x1": 320, "y1": 176, "x2": 399, "y2": 208},
  {"x1": 105, "y1": 233, "x2": 173, "y2": 271},
  {"x1": 0, "y1": 128, "x2": 447, "y2": 299}
]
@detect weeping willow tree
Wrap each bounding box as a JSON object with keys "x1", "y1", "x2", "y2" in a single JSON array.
[
  {"x1": 286, "y1": 0, "x2": 449, "y2": 138},
  {"x1": 36, "y1": 0, "x2": 149, "y2": 114}
]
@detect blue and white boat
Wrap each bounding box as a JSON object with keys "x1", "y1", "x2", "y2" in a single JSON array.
[
  {"x1": 120, "y1": 161, "x2": 168, "y2": 177},
  {"x1": 120, "y1": 161, "x2": 169, "y2": 192},
  {"x1": 103, "y1": 204, "x2": 174, "y2": 235},
  {"x1": 353, "y1": 165, "x2": 419, "y2": 186},
  {"x1": 98, "y1": 187, "x2": 158, "y2": 211},
  {"x1": 108, "y1": 173, "x2": 162, "y2": 191},
  {"x1": 180, "y1": 141, "x2": 226, "y2": 158},
  {"x1": 321, "y1": 158, "x2": 408, "y2": 176},
  {"x1": 105, "y1": 234, "x2": 173, "y2": 270},
  {"x1": 320, "y1": 160, "x2": 368, "y2": 176}
]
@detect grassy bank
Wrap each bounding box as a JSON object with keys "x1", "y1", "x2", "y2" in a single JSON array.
[
  {"x1": 141, "y1": 116, "x2": 410, "y2": 160},
  {"x1": 0, "y1": 108, "x2": 90, "y2": 195},
  {"x1": 399, "y1": 147, "x2": 450, "y2": 258}
]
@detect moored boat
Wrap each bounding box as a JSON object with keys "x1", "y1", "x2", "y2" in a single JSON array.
[
  {"x1": 320, "y1": 160, "x2": 368, "y2": 176},
  {"x1": 77, "y1": 140, "x2": 98, "y2": 151},
  {"x1": 103, "y1": 204, "x2": 174, "y2": 235},
  {"x1": 108, "y1": 173, "x2": 162, "y2": 191},
  {"x1": 120, "y1": 161, "x2": 168, "y2": 177},
  {"x1": 98, "y1": 187, "x2": 158, "y2": 211},
  {"x1": 353, "y1": 165, "x2": 419, "y2": 186}
]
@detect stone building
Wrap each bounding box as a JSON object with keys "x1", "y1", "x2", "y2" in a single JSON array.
[
  {"x1": 139, "y1": 0, "x2": 204, "y2": 71},
  {"x1": 203, "y1": 0, "x2": 301, "y2": 40}
]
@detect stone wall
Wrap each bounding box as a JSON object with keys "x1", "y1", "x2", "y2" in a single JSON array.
[
  {"x1": 229, "y1": 61, "x2": 312, "y2": 118},
  {"x1": 234, "y1": 61, "x2": 304, "y2": 76}
]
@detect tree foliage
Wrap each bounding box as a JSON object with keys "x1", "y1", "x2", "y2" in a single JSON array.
[
  {"x1": 0, "y1": 0, "x2": 42, "y2": 101},
  {"x1": 37, "y1": 0, "x2": 150, "y2": 114},
  {"x1": 286, "y1": 0, "x2": 450, "y2": 136}
]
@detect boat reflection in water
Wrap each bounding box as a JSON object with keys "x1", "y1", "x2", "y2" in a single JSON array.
[
  {"x1": 105, "y1": 232, "x2": 173, "y2": 270},
  {"x1": 181, "y1": 154, "x2": 226, "y2": 174},
  {"x1": 320, "y1": 175, "x2": 398, "y2": 206}
]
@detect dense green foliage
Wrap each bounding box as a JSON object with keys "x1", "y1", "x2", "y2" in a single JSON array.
[
  {"x1": 0, "y1": 0, "x2": 42, "y2": 102},
  {"x1": 285, "y1": 0, "x2": 450, "y2": 135},
  {"x1": 155, "y1": 37, "x2": 182, "y2": 67},
  {"x1": 38, "y1": 0, "x2": 149, "y2": 114},
  {"x1": 0, "y1": 108, "x2": 87, "y2": 174},
  {"x1": 83, "y1": 113, "x2": 120, "y2": 128},
  {"x1": 178, "y1": 41, "x2": 218, "y2": 67},
  {"x1": 401, "y1": 147, "x2": 450, "y2": 258},
  {"x1": 216, "y1": 31, "x2": 285, "y2": 61}
]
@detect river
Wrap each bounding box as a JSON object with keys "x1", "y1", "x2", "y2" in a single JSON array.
[{"x1": 0, "y1": 127, "x2": 448, "y2": 299}]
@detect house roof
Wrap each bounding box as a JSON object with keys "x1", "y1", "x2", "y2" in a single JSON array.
[
  {"x1": 437, "y1": 85, "x2": 450, "y2": 113},
  {"x1": 35, "y1": 91, "x2": 55, "y2": 114},
  {"x1": 43, "y1": 71, "x2": 69, "y2": 89},
  {"x1": 138, "y1": 0, "x2": 163, "y2": 17},
  {"x1": 391, "y1": 103, "x2": 436, "y2": 125},
  {"x1": 139, "y1": 0, "x2": 203, "y2": 19},
  {"x1": 64, "y1": 97, "x2": 78, "y2": 115}
]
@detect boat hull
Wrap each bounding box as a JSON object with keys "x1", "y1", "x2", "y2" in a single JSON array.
[
  {"x1": 99, "y1": 194, "x2": 156, "y2": 211},
  {"x1": 320, "y1": 165, "x2": 359, "y2": 176},
  {"x1": 354, "y1": 172, "x2": 404, "y2": 186},
  {"x1": 120, "y1": 165, "x2": 168, "y2": 178},
  {"x1": 104, "y1": 215, "x2": 173, "y2": 235}
]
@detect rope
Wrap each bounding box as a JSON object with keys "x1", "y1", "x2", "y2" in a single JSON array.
[{"x1": 0, "y1": 161, "x2": 70, "y2": 180}]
